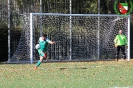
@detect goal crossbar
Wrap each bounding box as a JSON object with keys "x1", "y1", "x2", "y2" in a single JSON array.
[{"x1": 30, "y1": 13, "x2": 130, "y2": 17}]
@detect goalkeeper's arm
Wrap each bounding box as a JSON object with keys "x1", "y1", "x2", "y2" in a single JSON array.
[
  {"x1": 114, "y1": 35, "x2": 118, "y2": 48},
  {"x1": 124, "y1": 35, "x2": 128, "y2": 48}
]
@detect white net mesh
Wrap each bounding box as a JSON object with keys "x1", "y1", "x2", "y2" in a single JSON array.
[
  {"x1": 10, "y1": 14, "x2": 31, "y2": 62},
  {"x1": 10, "y1": 14, "x2": 129, "y2": 63}
]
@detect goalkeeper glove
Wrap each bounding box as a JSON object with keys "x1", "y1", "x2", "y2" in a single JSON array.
[{"x1": 115, "y1": 44, "x2": 118, "y2": 48}]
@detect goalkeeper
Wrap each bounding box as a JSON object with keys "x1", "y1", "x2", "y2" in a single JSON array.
[
  {"x1": 34, "y1": 34, "x2": 55, "y2": 70},
  {"x1": 114, "y1": 30, "x2": 127, "y2": 60}
]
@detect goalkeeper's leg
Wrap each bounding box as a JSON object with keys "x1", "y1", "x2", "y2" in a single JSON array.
[
  {"x1": 121, "y1": 45, "x2": 126, "y2": 59},
  {"x1": 116, "y1": 46, "x2": 120, "y2": 61}
]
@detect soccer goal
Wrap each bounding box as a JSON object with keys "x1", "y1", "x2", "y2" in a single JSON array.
[{"x1": 9, "y1": 13, "x2": 130, "y2": 63}]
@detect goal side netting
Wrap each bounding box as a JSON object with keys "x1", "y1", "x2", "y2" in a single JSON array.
[{"x1": 10, "y1": 13, "x2": 130, "y2": 63}]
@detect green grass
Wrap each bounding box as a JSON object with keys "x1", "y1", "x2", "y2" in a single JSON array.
[{"x1": 0, "y1": 61, "x2": 133, "y2": 88}]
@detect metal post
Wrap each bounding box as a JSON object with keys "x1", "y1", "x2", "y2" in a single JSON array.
[
  {"x1": 40, "y1": 0, "x2": 42, "y2": 36},
  {"x1": 8, "y1": 0, "x2": 11, "y2": 62},
  {"x1": 69, "y1": 0, "x2": 72, "y2": 60},
  {"x1": 97, "y1": 0, "x2": 100, "y2": 59},
  {"x1": 30, "y1": 13, "x2": 33, "y2": 64},
  {"x1": 127, "y1": 15, "x2": 130, "y2": 61}
]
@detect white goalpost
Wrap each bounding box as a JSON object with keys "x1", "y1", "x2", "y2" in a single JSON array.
[{"x1": 10, "y1": 13, "x2": 130, "y2": 63}]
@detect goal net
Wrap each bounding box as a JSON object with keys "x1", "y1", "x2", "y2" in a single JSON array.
[{"x1": 10, "y1": 13, "x2": 130, "y2": 63}]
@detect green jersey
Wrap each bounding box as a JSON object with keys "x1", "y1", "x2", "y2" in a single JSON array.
[
  {"x1": 114, "y1": 34, "x2": 127, "y2": 46},
  {"x1": 39, "y1": 37, "x2": 50, "y2": 52}
]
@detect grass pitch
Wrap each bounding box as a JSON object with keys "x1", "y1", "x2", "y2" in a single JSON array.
[{"x1": 0, "y1": 60, "x2": 133, "y2": 88}]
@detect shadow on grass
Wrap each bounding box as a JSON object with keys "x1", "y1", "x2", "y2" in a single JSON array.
[{"x1": 59, "y1": 67, "x2": 88, "y2": 70}]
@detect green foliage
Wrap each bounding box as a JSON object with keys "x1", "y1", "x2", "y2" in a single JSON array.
[
  {"x1": 13, "y1": 0, "x2": 98, "y2": 14},
  {"x1": 72, "y1": 0, "x2": 98, "y2": 14}
]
